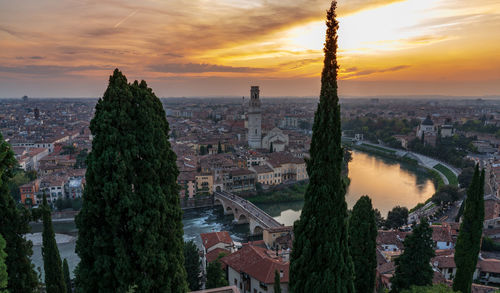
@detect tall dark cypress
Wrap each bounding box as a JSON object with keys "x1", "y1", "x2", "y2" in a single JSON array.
[
  {"x1": 391, "y1": 218, "x2": 434, "y2": 293},
  {"x1": 0, "y1": 132, "x2": 38, "y2": 293},
  {"x1": 349, "y1": 196, "x2": 377, "y2": 293},
  {"x1": 289, "y1": 1, "x2": 354, "y2": 292},
  {"x1": 0, "y1": 234, "x2": 7, "y2": 292},
  {"x1": 453, "y1": 165, "x2": 484, "y2": 293},
  {"x1": 42, "y1": 194, "x2": 66, "y2": 293},
  {"x1": 75, "y1": 70, "x2": 187, "y2": 292},
  {"x1": 62, "y1": 259, "x2": 71, "y2": 293},
  {"x1": 274, "y1": 270, "x2": 282, "y2": 293}
]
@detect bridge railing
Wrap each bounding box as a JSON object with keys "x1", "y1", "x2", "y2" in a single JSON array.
[{"x1": 215, "y1": 191, "x2": 282, "y2": 228}]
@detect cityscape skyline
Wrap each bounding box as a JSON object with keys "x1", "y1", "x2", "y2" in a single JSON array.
[{"x1": 1, "y1": 0, "x2": 499, "y2": 98}]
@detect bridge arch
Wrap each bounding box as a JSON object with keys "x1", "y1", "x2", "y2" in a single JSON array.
[
  {"x1": 252, "y1": 225, "x2": 263, "y2": 235},
  {"x1": 236, "y1": 213, "x2": 248, "y2": 224}
]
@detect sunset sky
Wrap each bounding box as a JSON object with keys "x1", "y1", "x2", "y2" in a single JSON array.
[{"x1": 1, "y1": 0, "x2": 499, "y2": 98}]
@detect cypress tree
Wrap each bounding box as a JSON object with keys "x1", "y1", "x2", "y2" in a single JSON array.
[
  {"x1": 62, "y1": 259, "x2": 71, "y2": 293},
  {"x1": 0, "y1": 234, "x2": 7, "y2": 293},
  {"x1": 42, "y1": 194, "x2": 66, "y2": 293},
  {"x1": 453, "y1": 165, "x2": 485, "y2": 293},
  {"x1": 217, "y1": 141, "x2": 222, "y2": 154},
  {"x1": 391, "y1": 218, "x2": 434, "y2": 293},
  {"x1": 289, "y1": 2, "x2": 355, "y2": 292},
  {"x1": 184, "y1": 240, "x2": 201, "y2": 291},
  {"x1": 274, "y1": 270, "x2": 282, "y2": 293},
  {"x1": 270, "y1": 142, "x2": 274, "y2": 153},
  {"x1": 75, "y1": 69, "x2": 187, "y2": 292},
  {"x1": 0, "y1": 132, "x2": 38, "y2": 293},
  {"x1": 349, "y1": 196, "x2": 377, "y2": 293}
]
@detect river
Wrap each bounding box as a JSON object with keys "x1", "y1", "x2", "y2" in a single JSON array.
[{"x1": 29, "y1": 150, "x2": 435, "y2": 278}]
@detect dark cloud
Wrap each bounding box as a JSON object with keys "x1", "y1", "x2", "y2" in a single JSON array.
[
  {"x1": 343, "y1": 65, "x2": 411, "y2": 78},
  {"x1": 0, "y1": 65, "x2": 111, "y2": 75},
  {"x1": 148, "y1": 63, "x2": 270, "y2": 73}
]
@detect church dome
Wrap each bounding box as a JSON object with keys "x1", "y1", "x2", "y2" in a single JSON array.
[{"x1": 422, "y1": 115, "x2": 434, "y2": 126}]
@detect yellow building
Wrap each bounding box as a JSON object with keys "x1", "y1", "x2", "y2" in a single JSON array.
[{"x1": 195, "y1": 173, "x2": 214, "y2": 195}]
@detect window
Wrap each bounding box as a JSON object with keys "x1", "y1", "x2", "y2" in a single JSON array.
[{"x1": 234, "y1": 279, "x2": 238, "y2": 285}]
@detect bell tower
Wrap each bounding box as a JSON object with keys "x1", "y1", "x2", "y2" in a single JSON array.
[{"x1": 247, "y1": 86, "x2": 262, "y2": 149}]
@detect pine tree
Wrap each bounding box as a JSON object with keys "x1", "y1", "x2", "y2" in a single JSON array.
[
  {"x1": 453, "y1": 165, "x2": 485, "y2": 293},
  {"x1": 349, "y1": 196, "x2": 377, "y2": 293},
  {"x1": 0, "y1": 132, "x2": 38, "y2": 293},
  {"x1": 42, "y1": 194, "x2": 66, "y2": 293},
  {"x1": 62, "y1": 259, "x2": 71, "y2": 293},
  {"x1": 289, "y1": 2, "x2": 355, "y2": 292},
  {"x1": 75, "y1": 70, "x2": 188, "y2": 292},
  {"x1": 184, "y1": 240, "x2": 201, "y2": 291},
  {"x1": 274, "y1": 270, "x2": 282, "y2": 293},
  {"x1": 391, "y1": 218, "x2": 434, "y2": 293},
  {"x1": 0, "y1": 234, "x2": 7, "y2": 293}
]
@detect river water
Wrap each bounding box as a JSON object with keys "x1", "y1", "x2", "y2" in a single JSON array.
[{"x1": 29, "y1": 150, "x2": 435, "y2": 278}]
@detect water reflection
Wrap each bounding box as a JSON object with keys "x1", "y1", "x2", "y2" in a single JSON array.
[{"x1": 258, "y1": 150, "x2": 436, "y2": 226}]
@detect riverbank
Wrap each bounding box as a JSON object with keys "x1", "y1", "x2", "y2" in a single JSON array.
[{"x1": 348, "y1": 141, "x2": 459, "y2": 189}]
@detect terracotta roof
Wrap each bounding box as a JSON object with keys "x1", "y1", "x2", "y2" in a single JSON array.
[
  {"x1": 479, "y1": 258, "x2": 500, "y2": 274},
  {"x1": 206, "y1": 248, "x2": 231, "y2": 264},
  {"x1": 431, "y1": 225, "x2": 453, "y2": 243},
  {"x1": 432, "y1": 255, "x2": 456, "y2": 269},
  {"x1": 200, "y1": 231, "x2": 233, "y2": 250},
  {"x1": 377, "y1": 261, "x2": 395, "y2": 274},
  {"x1": 376, "y1": 230, "x2": 406, "y2": 249},
  {"x1": 471, "y1": 283, "x2": 499, "y2": 293},
  {"x1": 221, "y1": 245, "x2": 289, "y2": 284}
]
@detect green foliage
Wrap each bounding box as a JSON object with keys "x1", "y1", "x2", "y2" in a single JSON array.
[
  {"x1": 408, "y1": 135, "x2": 475, "y2": 168},
  {"x1": 374, "y1": 208, "x2": 385, "y2": 228},
  {"x1": 342, "y1": 117, "x2": 418, "y2": 146},
  {"x1": 386, "y1": 206, "x2": 409, "y2": 229},
  {"x1": 184, "y1": 241, "x2": 201, "y2": 291},
  {"x1": 349, "y1": 196, "x2": 377, "y2": 293},
  {"x1": 206, "y1": 254, "x2": 228, "y2": 289},
  {"x1": 0, "y1": 132, "x2": 38, "y2": 292},
  {"x1": 391, "y1": 218, "x2": 435, "y2": 292},
  {"x1": 42, "y1": 194, "x2": 66, "y2": 293},
  {"x1": 74, "y1": 149, "x2": 88, "y2": 169},
  {"x1": 458, "y1": 167, "x2": 475, "y2": 189},
  {"x1": 431, "y1": 185, "x2": 460, "y2": 205},
  {"x1": 75, "y1": 70, "x2": 187, "y2": 292},
  {"x1": 60, "y1": 145, "x2": 76, "y2": 156},
  {"x1": 0, "y1": 234, "x2": 7, "y2": 293},
  {"x1": 7, "y1": 169, "x2": 32, "y2": 202},
  {"x1": 453, "y1": 165, "x2": 485, "y2": 293},
  {"x1": 249, "y1": 181, "x2": 308, "y2": 204},
  {"x1": 427, "y1": 169, "x2": 445, "y2": 190},
  {"x1": 62, "y1": 259, "x2": 71, "y2": 293},
  {"x1": 433, "y1": 164, "x2": 458, "y2": 186},
  {"x1": 270, "y1": 141, "x2": 274, "y2": 153},
  {"x1": 290, "y1": 3, "x2": 354, "y2": 292},
  {"x1": 199, "y1": 145, "x2": 208, "y2": 155},
  {"x1": 481, "y1": 237, "x2": 500, "y2": 252},
  {"x1": 401, "y1": 284, "x2": 455, "y2": 293},
  {"x1": 274, "y1": 270, "x2": 282, "y2": 293}
]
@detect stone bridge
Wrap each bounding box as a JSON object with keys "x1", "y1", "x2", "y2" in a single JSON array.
[{"x1": 214, "y1": 191, "x2": 283, "y2": 235}]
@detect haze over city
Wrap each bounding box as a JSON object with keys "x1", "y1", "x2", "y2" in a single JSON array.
[{"x1": 1, "y1": 0, "x2": 499, "y2": 97}]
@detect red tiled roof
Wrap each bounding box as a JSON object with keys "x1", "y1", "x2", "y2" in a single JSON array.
[
  {"x1": 431, "y1": 225, "x2": 453, "y2": 243},
  {"x1": 206, "y1": 248, "x2": 231, "y2": 264},
  {"x1": 200, "y1": 231, "x2": 233, "y2": 250},
  {"x1": 221, "y1": 245, "x2": 289, "y2": 285},
  {"x1": 479, "y1": 258, "x2": 500, "y2": 274}
]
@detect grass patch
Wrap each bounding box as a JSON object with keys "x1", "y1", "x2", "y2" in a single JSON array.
[
  {"x1": 361, "y1": 143, "x2": 397, "y2": 154},
  {"x1": 434, "y1": 164, "x2": 458, "y2": 186},
  {"x1": 427, "y1": 169, "x2": 445, "y2": 190}
]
